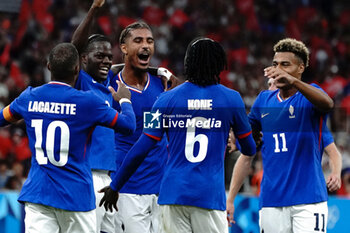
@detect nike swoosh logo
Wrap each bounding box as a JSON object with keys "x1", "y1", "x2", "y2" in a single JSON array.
[{"x1": 261, "y1": 113, "x2": 269, "y2": 118}]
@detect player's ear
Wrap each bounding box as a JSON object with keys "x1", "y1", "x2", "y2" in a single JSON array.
[
  {"x1": 47, "y1": 62, "x2": 51, "y2": 71},
  {"x1": 120, "y1": 43, "x2": 127, "y2": 55},
  {"x1": 298, "y1": 63, "x2": 305, "y2": 75},
  {"x1": 73, "y1": 63, "x2": 79, "y2": 76},
  {"x1": 81, "y1": 53, "x2": 88, "y2": 65}
]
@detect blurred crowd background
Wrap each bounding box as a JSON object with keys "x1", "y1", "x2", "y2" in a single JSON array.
[{"x1": 0, "y1": 0, "x2": 350, "y2": 196}]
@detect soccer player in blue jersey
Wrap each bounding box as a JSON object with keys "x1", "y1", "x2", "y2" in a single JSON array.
[
  {"x1": 227, "y1": 38, "x2": 336, "y2": 233},
  {"x1": 70, "y1": 1, "x2": 126, "y2": 232},
  {"x1": 108, "y1": 20, "x2": 169, "y2": 233},
  {"x1": 0, "y1": 43, "x2": 135, "y2": 233},
  {"x1": 100, "y1": 38, "x2": 257, "y2": 233},
  {"x1": 267, "y1": 78, "x2": 341, "y2": 193}
]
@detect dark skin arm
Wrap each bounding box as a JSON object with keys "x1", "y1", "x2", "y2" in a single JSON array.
[{"x1": 71, "y1": 0, "x2": 105, "y2": 54}]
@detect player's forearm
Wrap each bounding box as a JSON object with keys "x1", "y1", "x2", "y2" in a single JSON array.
[
  {"x1": 227, "y1": 154, "x2": 254, "y2": 203},
  {"x1": 325, "y1": 143, "x2": 342, "y2": 176},
  {"x1": 110, "y1": 134, "x2": 157, "y2": 191},
  {"x1": 114, "y1": 102, "x2": 136, "y2": 135},
  {"x1": 71, "y1": 4, "x2": 100, "y2": 54},
  {"x1": 293, "y1": 79, "x2": 334, "y2": 112},
  {"x1": 237, "y1": 133, "x2": 256, "y2": 156}
]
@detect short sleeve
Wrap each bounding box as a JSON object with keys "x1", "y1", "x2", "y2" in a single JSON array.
[
  {"x1": 88, "y1": 94, "x2": 119, "y2": 128},
  {"x1": 231, "y1": 92, "x2": 252, "y2": 139},
  {"x1": 322, "y1": 125, "x2": 334, "y2": 148},
  {"x1": 248, "y1": 92, "x2": 262, "y2": 131}
]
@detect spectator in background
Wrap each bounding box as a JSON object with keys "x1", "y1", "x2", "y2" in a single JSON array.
[
  {"x1": 12, "y1": 128, "x2": 31, "y2": 176},
  {"x1": 337, "y1": 167, "x2": 350, "y2": 197},
  {"x1": 5, "y1": 162, "x2": 25, "y2": 191},
  {"x1": 0, "y1": 128, "x2": 12, "y2": 160},
  {"x1": 0, "y1": 159, "x2": 11, "y2": 189}
]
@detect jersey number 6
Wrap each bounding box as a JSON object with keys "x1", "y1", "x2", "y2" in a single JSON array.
[{"x1": 185, "y1": 117, "x2": 209, "y2": 163}]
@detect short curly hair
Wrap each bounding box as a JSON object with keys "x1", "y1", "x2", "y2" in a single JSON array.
[{"x1": 273, "y1": 38, "x2": 309, "y2": 67}]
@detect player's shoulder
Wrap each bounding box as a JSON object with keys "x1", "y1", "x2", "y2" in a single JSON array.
[
  {"x1": 257, "y1": 89, "x2": 277, "y2": 99},
  {"x1": 148, "y1": 73, "x2": 164, "y2": 88}
]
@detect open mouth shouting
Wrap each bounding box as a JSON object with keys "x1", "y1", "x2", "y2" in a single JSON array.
[{"x1": 137, "y1": 51, "x2": 151, "y2": 66}]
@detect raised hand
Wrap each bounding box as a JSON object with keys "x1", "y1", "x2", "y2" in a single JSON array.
[
  {"x1": 264, "y1": 66, "x2": 297, "y2": 89},
  {"x1": 109, "y1": 81, "x2": 131, "y2": 102},
  {"x1": 92, "y1": 0, "x2": 105, "y2": 8},
  {"x1": 157, "y1": 67, "x2": 184, "y2": 91}
]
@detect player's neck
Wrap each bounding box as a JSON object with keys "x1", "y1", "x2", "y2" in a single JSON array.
[
  {"x1": 279, "y1": 87, "x2": 297, "y2": 100},
  {"x1": 121, "y1": 65, "x2": 148, "y2": 89}
]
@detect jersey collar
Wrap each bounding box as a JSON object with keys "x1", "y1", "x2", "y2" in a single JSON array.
[
  {"x1": 117, "y1": 71, "x2": 150, "y2": 94},
  {"x1": 48, "y1": 81, "x2": 71, "y2": 87}
]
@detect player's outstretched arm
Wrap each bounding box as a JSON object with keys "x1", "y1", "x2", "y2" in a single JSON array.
[
  {"x1": 226, "y1": 154, "x2": 254, "y2": 226},
  {"x1": 99, "y1": 134, "x2": 158, "y2": 211},
  {"x1": 71, "y1": 0, "x2": 105, "y2": 54},
  {"x1": 325, "y1": 142, "x2": 342, "y2": 192},
  {"x1": 108, "y1": 81, "x2": 136, "y2": 135},
  {"x1": 0, "y1": 106, "x2": 21, "y2": 127}
]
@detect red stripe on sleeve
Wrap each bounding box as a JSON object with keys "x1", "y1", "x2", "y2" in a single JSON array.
[
  {"x1": 144, "y1": 132, "x2": 161, "y2": 141},
  {"x1": 109, "y1": 113, "x2": 119, "y2": 127},
  {"x1": 237, "y1": 131, "x2": 252, "y2": 139}
]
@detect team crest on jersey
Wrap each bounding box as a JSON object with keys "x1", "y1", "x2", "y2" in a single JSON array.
[
  {"x1": 143, "y1": 110, "x2": 162, "y2": 129},
  {"x1": 289, "y1": 105, "x2": 295, "y2": 118}
]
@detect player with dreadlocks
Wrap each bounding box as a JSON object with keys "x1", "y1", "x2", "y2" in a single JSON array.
[{"x1": 99, "y1": 37, "x2": 256, "y2": 233}]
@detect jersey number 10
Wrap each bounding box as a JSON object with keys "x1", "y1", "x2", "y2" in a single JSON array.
[{"x1": 31, "y1": 119, "x2": 70, "y2": 167}]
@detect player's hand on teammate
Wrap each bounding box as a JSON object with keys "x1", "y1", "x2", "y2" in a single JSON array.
[
  {"x1": 226, "y1": 201, "x2": 236, "y2": 227},
  {"x1": 264, "y1": 66, "x2": 297, "y2": 89},
  {"x1": 158, "y1": 68, "x2": 184, "y2": 91},
  {"x1": 109, "y1": 81, "x2": 131, "y2": 102},
  {"x1": 99, "y1": 186, "x2": 119, "y2": 212},
  {"x1": 252, "y1": 129, "x2": 263, "y2": 150},
  {"x1": 227, "y1": 130, "x2": 237, "y2": 153},
  {"x1": 326, "y1": 173, "x2": 341, "y2": 192},
  {"x1": 92, "y1": 0, "x2": 105, "y2": 8}
]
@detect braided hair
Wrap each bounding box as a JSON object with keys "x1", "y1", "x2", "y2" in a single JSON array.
[
  {"x1": 119, "y1": 21, "x2": 152, "y2": 44},
  {"x1": 184, "y1": 38, "x2": 227, "y2": 86}
]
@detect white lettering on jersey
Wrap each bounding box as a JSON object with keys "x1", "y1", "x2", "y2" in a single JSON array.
[
  {"x1": 188, "y1": 99, "x2": 213, "y2": 110},
  {"x1": 28, "y1": 101, "x2": 76, "y2": 115}
]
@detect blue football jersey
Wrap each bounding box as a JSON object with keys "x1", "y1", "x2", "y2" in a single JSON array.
[
  {"x1": 110, "y1": 72, "x2": 167, "y2": 194},
  {"x1": 9, "y1": 82, "x2": 120, "y2": 211},
  {"x1": 75, "y1": 70, "x2": 116, "y2": 171},
  {"x1": 322, "y1": 123, "x2": 334, "y2": 149},
  {"x1": 249, "y1": 84, "x2": 329, "y2": 208},
  {"x1": 143, "y1": 82, "x2": 253, "y2": 210}
]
